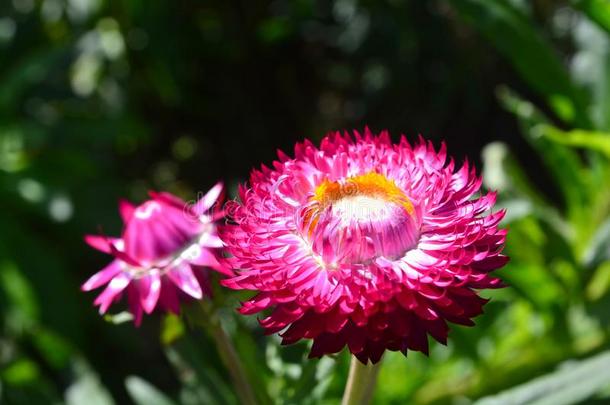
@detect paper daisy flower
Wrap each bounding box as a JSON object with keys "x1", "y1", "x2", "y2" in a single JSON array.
[
  {"x1": 82, "y1": 184, "x2": 230, "y2": 325},
  {"x1": 222, "y1": 129, "x2": 508, "y2": 363}
]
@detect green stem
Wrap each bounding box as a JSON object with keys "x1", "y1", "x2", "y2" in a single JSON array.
[
  {"x1": 194, "y1": 302, "x2": 258, "y2": 405},
  {"x1": 341, "y1": 356, "x2": 382, "y2": 405}
]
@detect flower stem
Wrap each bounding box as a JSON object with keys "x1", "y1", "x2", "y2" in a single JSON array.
[
  {"x1": 194, "y1": 302, "x2": 258, "y2": 405},
  {"x1": 341, "y1": 356, "x2": 382, "y2": 405}
]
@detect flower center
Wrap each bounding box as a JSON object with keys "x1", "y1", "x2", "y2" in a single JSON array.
[
  {"x1": 301, "y1": 172, "x2": 419, "y2": 265},
  {"x1": 312, "y1": 172, "x2": 414, "y2": 214}
]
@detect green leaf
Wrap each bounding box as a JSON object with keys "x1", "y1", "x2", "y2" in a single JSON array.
[
  {"x1": 449, "y1": 0, "x2": 590, "y2": 126},
  {"x1": 0, "y1": 261, "x2": 39, "y2": 330},
  {"x1": 534, "y1": 126, "x2": 610, "y2": 245},
  {"x1": 103, "y1": 311, "x2": 134, "y2": 325},
  {"x1": 160, "y1": 313, "x2": 185, "y2": 345},
  {"x1": 586, "y1": 261, "x2": 610, "y2": 301},
  {"x1": 65, "y1": 360, "x2": 115, "y2": 405},
  {"x1": 571, "y1": 16, "x2": 610, "y2": 131},
  {"x1": 32, "y1": 328, "x2": 74, "y2": 369},
  {"x1": 497, "y1": 87, "x2": 588, "y2": 216},
  {"x1": 125, "y1": 376, "x2": 176, "y2": 405},
  {"x1": 538, "y1": 125, "x2": 610, "y2": 158},
  {"x1": 583, "y1": 219, "x2": 610, "y2": 267},
  {"x1": 164, "y1": 342, "x2": 228, "y2": 405},
  {"x1": 482, "y1": 142, "x2": 549, "y2": 207},
  {"x1": 1, "y1": 359, "x2": 39, "y2": 385},
  {"x1": 500, "y1": 264, "x2": 566, "y2": 310},
  {"x1": 475, "y1": 350, "x2": 610, "y2": 405},
  {"x1": 257, "y1": 18, "x2": 292, "y2": 44},
  {"x1": 289, "y1": 357, "x2": 335, "y2": 405},
  {"x1": 573, "y1": 0, "x2": 610, "y2": 35},
  {"x1": 0, "y1": 47, "x2": 66, "y2": 113}
]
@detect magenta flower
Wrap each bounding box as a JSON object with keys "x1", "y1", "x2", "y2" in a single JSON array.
[
  {"x1": 82, "y1": 184, "x2": 230, "y2": 325},
  {"x1": 222, "y1": 130, "x2": 508, "y2": 364}
]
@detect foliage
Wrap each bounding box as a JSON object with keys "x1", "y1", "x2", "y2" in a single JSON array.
[{"x1": 1, "y1": 0, "x2": 610, "y2": 404}]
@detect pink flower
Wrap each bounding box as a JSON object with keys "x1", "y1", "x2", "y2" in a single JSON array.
[
  {"x1": 82, "y1": 184, "x2": 230, "y2": 325},
  {"x1": 222, "y1": 130, "x2": 508, "y2": 364}
]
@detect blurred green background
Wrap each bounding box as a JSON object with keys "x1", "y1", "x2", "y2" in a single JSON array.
[{"x1": 2, "y1": 0, "x2": 610, "y2": 404}]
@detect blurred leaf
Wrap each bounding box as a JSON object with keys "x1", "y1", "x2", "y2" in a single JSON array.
[
  {"x1": 537, "y1": 125, "x2": 610, "y2": 158},
  {"x1": 573, "y1": 0, "x2": 610, "y2": 35},
  {"x1": 534, "y1": 124, "x2": 610, "y2": 254},
  {"x1": 504, "y1": 199, "x2": 573, "y2": 243},
  {"x1": 498, "y1": 87, "x2": 588, "y2": 218},
  {"x1": 1, "y1": 359, "x2": 39, "y2": 385},
  {"x1": 233, "y1": 329, "x2": 274, "y2": 405},
  {"x1": 103, "y1": 311, "x2": 134, "y2": 325},
  {"x1": 501, "y1": 264, "x2": 565, "y2": 310},
  {"x1": 125, "y1": 376, "x2": 176, "y2": 405},
  {"x1": 258, "y1": 18, "x2": 293, "y2": 44},
  {"x1": 160, "y1": 313, "x2": 185, "y2": 345},
  {"x1": 65, "y1": 360, "x2": 115, "y2": 405},
  {"x1": 0, "y1": 46, "x2": 66, "y2": 113},
  {"x1": 449, "y1": 0, "x2": 589, "y2": 126},
  {"x1": 583, "y1": 219, "x2": 610, "y2": 267},
  {"x1": 475, "y1": 350, "x2": 610, "y2": 405},
  {"x1": 586, "y1": 261, "x2": 610, "y2": 301},
  {"x1": 482, "y1": 142, "x2": 549, "y2": 207},
  {"x1": 288, "y1": 357, "x2": 335, "y2": 405},
  {"x1": 32, "y1": 328, "x2": 74, "y2": 369},
  {"x1": 571, "y1": 16, "x2": 610, "y2": 131},
  {"x1": 164, "y1": 341, "x2": 228, "y2": 405},
  {"x1": 552, "y1": 260, "x2": 581, "y2": 298},
  {"x1": 0, "y1": 260, "x2": 39, "y2": 330},
  {"x1": 496, "y1": 199, "x2": 534, "y2": 223}
]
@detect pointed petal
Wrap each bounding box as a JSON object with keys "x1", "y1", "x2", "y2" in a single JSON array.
[
  {"x1": 119, "y1": 199, "x2": 135, "y2": 222},
  {"x1": 127, "y1": 284, "x2": 143, "y2": 326},
  {"x1": 82, "y1": 261, "x2": 122, "y2": 291},
  {"x1": 109, "y1": 243, "x2": 140, "y2": 267},
  {"x1": 199, "y1": 233, "x2": 224, "y2": 248},
  {"x1": 149, "y1": 191, "x2": 187, "y2": 210},
  {"x1": 167, "y1": 263, "x2": 203, "y2": 299},
  {"x1": 139, "y1": 273, "x2": 161, "y2": 314},
  {"x1": 188, "y1": 248, "x2": 231, "y2": 275},
  {"x1": 84, "y1": 235, "x2": 119, "y2": 254},
  {"x1": 193, "y1": 182, "x2": 223, "y2": 215},
  {"x1": 159, "y1": 278, "x2": 181, "y2": 314},
  {"x1": 93, "y1": 273, "x2": 131, "y2": 314}
]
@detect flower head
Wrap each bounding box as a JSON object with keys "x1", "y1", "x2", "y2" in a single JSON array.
[
  {"x1": 222, "y1": 129, "x2": 508, "y2": 363},
  {"x1": 82, "y1": 184, "x2": 230, "y2": 325}
]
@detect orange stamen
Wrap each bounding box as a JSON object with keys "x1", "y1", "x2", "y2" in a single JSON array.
[
  {"x1": 303, "y1": 172, "x2": 413, "y2": 234},
  {"x1": 313, "y1": 172, "x2": 413, "y2": 214}
]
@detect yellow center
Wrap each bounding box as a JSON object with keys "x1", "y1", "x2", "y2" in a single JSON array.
[
  {"x1": 302, "y1": 172, "x2": 413, "y2": 236},
  {"x1": 312, "y1": 172, "x2": 413, "y2": 214}
]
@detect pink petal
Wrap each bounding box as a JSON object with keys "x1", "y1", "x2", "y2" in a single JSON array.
[
  {"x1": 189, "y1": 248, "x2": 231, "y2": 275},
  {"x1": 159, "y1": 278, "x2": 181, "y2": 314},
  {"x1": 193, "y1": 182, "x2": 223, "y2": 215},
  {"x1": 109, "y1": 244, "x2": 140, "y2": 267},
  {"x1": 127, "y1": 284, "x2": 143, "y2": 326},
  {"x1": 119, "y1": 199, "x2": 135, "y2": 222},
  {"x1": 84, "y1": 235, "x2": 120, "y2": 254},
  {"x1": 82, "y1": 260, "x2": 122, "y2": 291},
  {"x1": 148, "y1": 191, "x2": 186, "y2": 209},
  {"x1": 218, "y1": 129, "x2": 510, "y2": 361},
  {"x1": 93, "y1": 273, "x2": 131, "y2": 314},
  {"x1": 167, "y1": 263, "x2": 203, "y2": 299},
  {"x1": 139, "y1": 273, "x2": 161, "y2": 314},
  {"x1": 199, "y1": 233, "x2": 224, "y2": 248}
]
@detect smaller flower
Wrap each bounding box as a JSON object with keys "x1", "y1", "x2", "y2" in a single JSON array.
[{"x1": 82, "y1": 184, "x2": 230, "y2": 325}]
